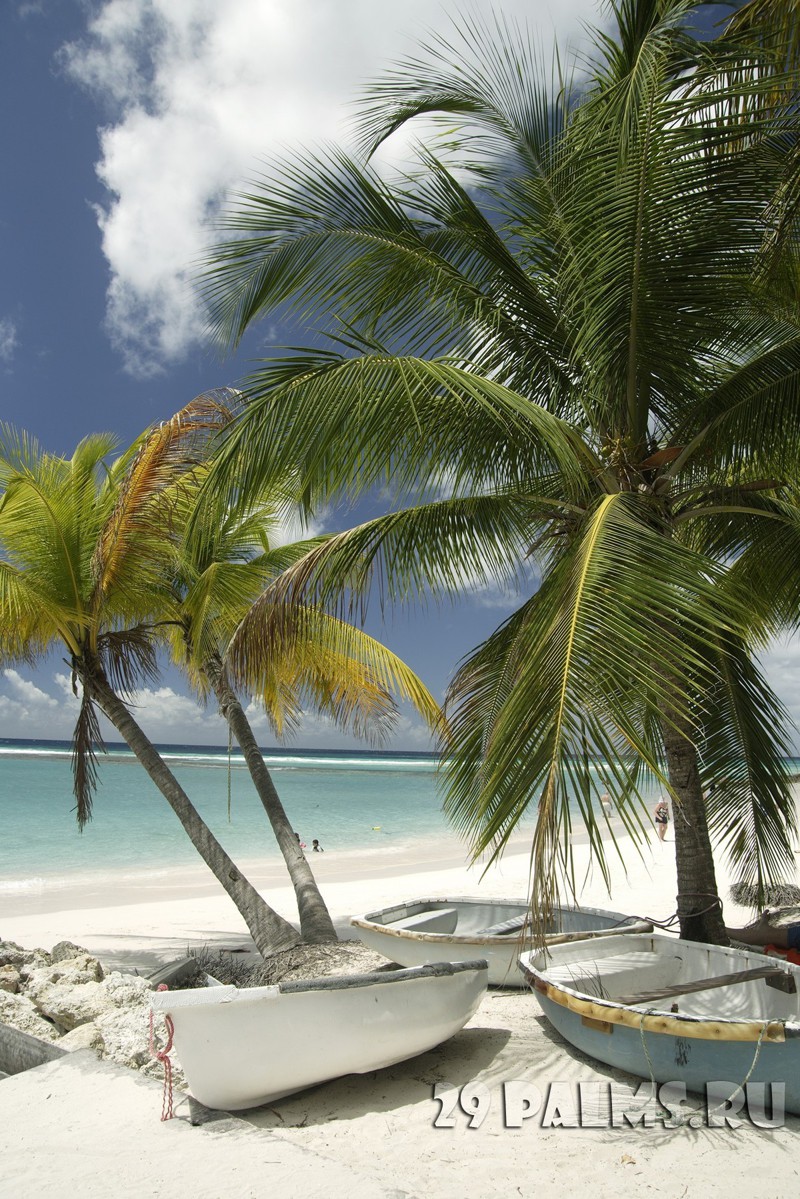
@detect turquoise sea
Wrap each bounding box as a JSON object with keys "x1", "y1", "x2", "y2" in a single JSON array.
[
  {"x1": 0, "y1": 738, "x2": 452, "y2": 897},
  {"x1": 4, "y1": 738, "x2": 798, "y2": 901}
]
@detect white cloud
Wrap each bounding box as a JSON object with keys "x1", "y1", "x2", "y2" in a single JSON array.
[
  {"x1": 61, "y1": 0, "x2": 598, "y2": 376},
  {"x1": 3, "y1": 668, "x2": 59, "y2": 708},
  {"x1": 0, "y1": 668, "x2": 430, "y2": 749},
  {"x1": 0, "y1": 668, "x2": 76, "y2": 739},
  {"x1": 121, "y1": 684, "x2": 221, "y2": 737},
  {"x1": 0, "y1": 317, "x2": 18, "y2": 364}
]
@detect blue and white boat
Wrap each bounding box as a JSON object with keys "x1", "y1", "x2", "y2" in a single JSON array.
[{"x1": 519, "y1": 932, "x2": 800, "y2": 1114}]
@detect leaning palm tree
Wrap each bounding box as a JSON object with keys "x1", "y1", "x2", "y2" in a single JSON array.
[
  {"x1": 163, "y1": 436, "x2": 440, "y2": 945},
  {"x1": 0, "y1": 408, "x2": 302, "y2": 955},
  {"x1": 199, "y1": 0, "x2": 800, "y2": 942}
]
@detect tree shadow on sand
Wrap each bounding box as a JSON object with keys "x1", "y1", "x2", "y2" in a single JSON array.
[{"x1": 238, "y1": 1024, "x2": 512, "y2": 1129}]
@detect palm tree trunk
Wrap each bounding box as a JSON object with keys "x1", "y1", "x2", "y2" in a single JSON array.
[
  {"x1": 658, "y1": 701, "x2": 729, "y2": 945},
  {"x1": 83, "y1": 664, "x2": 301, "y2": 957},
  {"x1": 204, "y1": 653, "x2": 338, "y2": 944}
]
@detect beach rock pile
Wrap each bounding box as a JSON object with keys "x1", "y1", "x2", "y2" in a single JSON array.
[{"x1": 0, "y1": 938, "x2": 182, "y2": 1088}]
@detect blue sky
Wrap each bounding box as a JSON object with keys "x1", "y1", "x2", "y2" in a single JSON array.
[{"x1": 2, "y1": 0, "x2": 798, "y2": 752}]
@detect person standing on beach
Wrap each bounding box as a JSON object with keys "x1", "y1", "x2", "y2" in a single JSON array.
[
  {"x1": 312, "y1": 839, "x2": 324, "y2": 852},
  {"x1": 653, "y1": 799, "x2": 669, "y2": 840},
  {"x1": 600, "y1": 793, "x2": 612, "y2": 816}
]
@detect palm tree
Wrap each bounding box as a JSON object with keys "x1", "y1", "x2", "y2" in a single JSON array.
[
  {"x1": 198, "y1": 0, "x2": 800, "y2": 943},
  {"x1": 0, "y1": 407, "x2": 301, "y2": 956},
  {"x1": 163, "y1": 430, "x2": 440, "y2": 944}
]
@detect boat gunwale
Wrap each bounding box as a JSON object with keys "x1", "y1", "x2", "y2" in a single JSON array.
[
  {"x1": 351, "y1": 897, "x2": 652, "y2": 947},
  {"x1": 519, "y1": 942, "x2": 800, "y2": 1044},
  {"x1": 151, "y1": 957, "x2": 489, "y2": 1010}
]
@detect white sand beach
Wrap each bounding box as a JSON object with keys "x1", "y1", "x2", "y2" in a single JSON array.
[{"x1": 2, "y1": 820, "x2": 799, "y2": 1198}]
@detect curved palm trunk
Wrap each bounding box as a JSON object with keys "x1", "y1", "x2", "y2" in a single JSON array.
[
  {"x1": 84, "y1": 665, "x2": 301, "y2": 957},
  {"x1": 204, "y1": 653, "x2": 338, "y2": 944},
  {"x1": 658, "y1": 702, "x2": 729, "y2": 945}
]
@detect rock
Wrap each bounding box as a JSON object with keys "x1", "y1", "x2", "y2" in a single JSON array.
[
  {"x1": 51, "y1": 941, "x2": 99, "y2": 968},
  {"x1": 59, "y1": 1022, "x2": 105, "y2": 1054},
  {"x1": 0, "y1": 965, "x2": 21, "y2": 994},
  {"x1": 0, "y1": 940, "x2": 51, "y2": 969},
  {"x1": 3, "y1": 938, "x2": 184, "y2": 1091},
  {"x1": 27, "y1": 981, "x2": 107, "y2": 1032},
  {"x1": 23, "y1": 953, "x2": 105, "y2": 999},
  {"x1": 0, "y1": 990, "x2": 61, "y2": 1042},
  {"x1": 101, "y1": 972, "x2": 152, "y2": 1007},
  {"x1": 28, "y1": 969, "x2": 152, "y2": 1033},
  {"x1": 96, "y1": 1007, "x2": 153, "y2": 1070}
]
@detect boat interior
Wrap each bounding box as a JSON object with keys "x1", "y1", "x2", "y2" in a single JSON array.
[
  {"x1": 363, "y1": 898, "x2": 635, "y2": 939},
  {"x1": 531, "y1": 934, "x2": 800, "y2": 1023}
]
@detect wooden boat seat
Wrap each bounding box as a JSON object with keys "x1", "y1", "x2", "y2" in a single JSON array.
[
  {"x1": 389, "y1": 908, "x2": 459, "y2": 934},
  {"x1": 618, "y1": 964, "x2": 791, "y2": 1005},
  {"x1": 478, "y1": 914, "x2": 529, "y2": 937}
]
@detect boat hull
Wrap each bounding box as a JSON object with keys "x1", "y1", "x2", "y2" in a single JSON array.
[
  {"x1": 150, "y1": 959, "x2": 488, "y2": 1110},
  {"x1": 352, "y1": 897, "x2": 651, "y2": 987},
  {"x1": 521, "y1": 934, "x2": 800, "y2": 1115}
]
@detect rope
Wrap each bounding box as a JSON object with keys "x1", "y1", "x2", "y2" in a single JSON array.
[
  {"x1": 628, "y1": 894, "x2": 725, "y2": 933},
  {"x1": 148, "y1": 983, "x2": 175, "y2": 1121},
  {"x1": 704, "y1": 1022, "x2": 769, "y2": 1125},
  {"x1": 637, "y1": 1008, "x2": 771, "y2": 1127}
]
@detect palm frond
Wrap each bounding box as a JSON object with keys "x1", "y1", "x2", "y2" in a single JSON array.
[
  {"x1": 212, "y1": 353, "x2": 593, "y2": 509},
  {"x1": 442, "y1": 490, "x2": 751, "y2": 920},
  {"x1": 71, "y1": 689, "x2": 103, "y2": 831},
  {"x1": 226, "y1": 604, "x2": 440, "y2": 742},
  {"x1": 698, "y1": 632, "x2": 796, "y2": 902},
  {"x1": 93, "y1": 392, "x2": 236, "y2": 606}
]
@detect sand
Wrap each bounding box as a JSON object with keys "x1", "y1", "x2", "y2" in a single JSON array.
[{"x1": 2, "y1": 819, "x2": 799, "y2": 1198}]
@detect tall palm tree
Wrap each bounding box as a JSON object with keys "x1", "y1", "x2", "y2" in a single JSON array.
[
  {"x1": 164, "y1": 431, "x2": 440, "y2": 944},
  {"x1": 0, "y1": 407, "x2": 301, "y2": 956},
  {"x1": 199, "y1": 0, "x2": 800, "y2": 942}
]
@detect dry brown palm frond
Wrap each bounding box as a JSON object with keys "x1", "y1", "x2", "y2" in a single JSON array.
[
  {"x1": 92, "y1": 392, "x2": 237, "y2": 604},
  {"x1": 71, "y1": 688, "x2": 104, "y2": 830},
  {"x1": 99, "y1": 626, "x2": 161, "y2": 694}
]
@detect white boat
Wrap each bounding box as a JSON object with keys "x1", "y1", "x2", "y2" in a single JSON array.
[
  {"x1": 350, "y1": 897, "x2": 652, "y2": 987},
  {"x1": 520, "y1": 932, "x2": 800, "y2": 1114},
  {"x1": 150, "y1": 958, "x2": 488, "y2": 1110}
]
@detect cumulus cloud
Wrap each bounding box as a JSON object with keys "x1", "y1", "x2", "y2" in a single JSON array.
[
  {"x1": 0, "y1": 668, "x2": 431, "y2": 749},
  {"x1": 0, "y1": 669, "x2": 76, "y2": 739},
  {"x1": 3, "y1": 669, "x2": 59, "y2": 709},
  {"x1": 61, "y1": 0, "x2": 597, "y2": 376},
  {"x1": 0, "y1": 317, "x2": 18, "y2": 364}
]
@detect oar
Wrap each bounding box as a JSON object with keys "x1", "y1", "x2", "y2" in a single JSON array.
[{"x1": 618, "y1": 964, "x2": 791, "y2": 1005}]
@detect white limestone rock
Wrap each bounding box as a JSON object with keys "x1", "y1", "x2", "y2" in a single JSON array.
[
  {"x1": 59, "y1": 1021, "x2": 105, "y2": 1054},
  {"x1": 28, "y1": 968, "x2": 153, "y2": 1033},
  {"x1": 51, "y1": 941, "x2": 100, "y2": 969},
  {"x1": 96, "y1": 1006, "x2": 153, "y2": 1070},
  {"x1": 0, "y1": 965, "x2": 21, "y2": 994},
  {"x1": 101, "y1": 972, "x2": 152, "y2": 1007},
  {"x1": 0, "y1": 940, "x2": 51, "y2": 969},
  {"x1": 0, "y1": 989, "x2": 61, "y2": 1042},
  {"x1": 27, "y1": 981, "x2": 106, "y2": 1032},
  {"x1": 24, "y1": 952, "x2": 104, "y2": 988}
]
